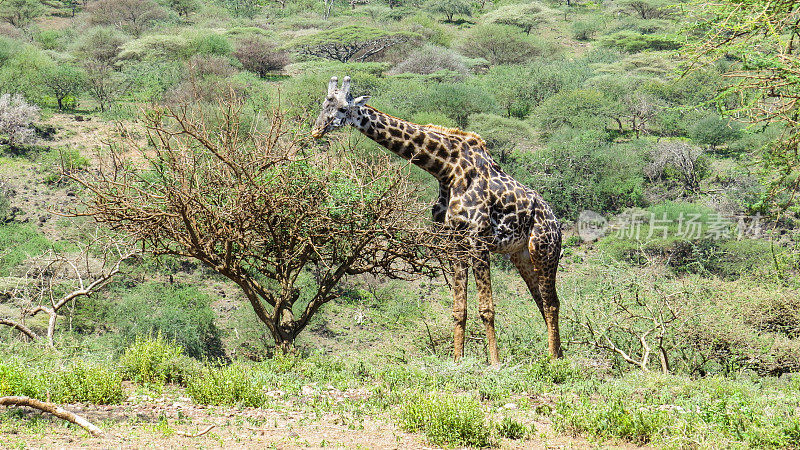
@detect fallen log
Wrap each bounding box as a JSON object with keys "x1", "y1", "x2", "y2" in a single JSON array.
[{"x1": 0, "y1": 396, "x2": 103, "y2": 437}]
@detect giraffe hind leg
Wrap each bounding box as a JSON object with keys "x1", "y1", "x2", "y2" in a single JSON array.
[
  {"x1": 529, "y1": 231, "x2": 563, "y2": 359},
  {"x1": 510, "y1": 250, "x2": 546, "y2": 323}
]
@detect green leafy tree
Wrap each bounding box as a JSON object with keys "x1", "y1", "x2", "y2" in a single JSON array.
[
  {"x1": 484, "y1": 65, "x2": 536, "y2": 118},
  {"x1": 534, "y1": 89, "x2": 612, "y2": 135},
  {"x1": 459, "y1": 24, "x2": 550, "y2": 65},
  {"x1": 481, "y1": 1, "x2": 555, "y2": 35},
  {"x1": 425, "y1": 0, "x2": 470, "y2": 23},
  {"x1": 425, "y1": 83, "x2": 496, "y2": 128},
  {"x1": 0, "y1": 0, "x2": 44, "y2": 27},
  {"x1": 41, "y1": 64, "x2": 86, "y2": 110},
  {"x1": 688, "y1": 0, "x2": 800, "y2": 216},
  {"x1": 166, "y1": 0, "x2": 197, "y2": 16},
  {"x1": 293, "y1": 25, "x2": 416, "y2": 63},
  {"x1": 689, "y1": 115, "x2": 742, "y2": 151},
  {"x1": 72, "y1": 27, "x2": 130, "y2": 65},
  {"x1": 88, "y1": 0, "x2": 168, "y2": 37},
  {"x1": 467, "y1": 113, "x2": 534, "y2": 163},
  {"x1": 617, "y1": 0, "x2": 674, "y2": 20}
]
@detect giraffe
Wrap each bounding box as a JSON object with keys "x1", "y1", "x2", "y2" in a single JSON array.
[{"x1": 311, "y1": 76, "x2": 563, "y2": 362}]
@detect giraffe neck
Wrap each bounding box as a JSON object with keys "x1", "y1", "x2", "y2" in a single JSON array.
[{"x1": 350, "y1": 105, "x2": 457, "y2": 182}]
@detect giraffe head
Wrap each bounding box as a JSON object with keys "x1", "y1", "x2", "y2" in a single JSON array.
[{"x1": 311, "y1": 76, "x2": 370, "y2": 138}]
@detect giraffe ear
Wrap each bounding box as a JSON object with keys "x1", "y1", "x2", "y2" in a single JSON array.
[
  {"x1": 327, "y1": 76, "x2": 338, "y2": 95},
  {"x1": 352, "y1": 95, "x2": 370, "y2": 106}
]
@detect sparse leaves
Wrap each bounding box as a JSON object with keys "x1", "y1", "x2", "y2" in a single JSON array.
[{"x1": 0, "y1": 93, "x2": 39, "y2": 148}]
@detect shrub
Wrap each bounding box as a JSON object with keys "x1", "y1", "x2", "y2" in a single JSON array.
[
  {"x1": 689, "y1": 114, "x2": 742, "y2": 150},
  {"x1": 534, "y1": 88, "x2": 612, "y2": 134},
  {"x1": 467, "y1": 113, "x2": 533, "y2": 163},
  {"x1": 482, "y1": 1, "x2": 556, "y2": 35},
  {"x1": 41, "y1": 64, "x2": 86, "y2": 110},
  {"x1": 186, "y1": 31, "x2": 232, "y2": 56},
  {"x1": 398, "y1": 392, "x2": 492, "y2": 448},
  {"x1": 118, "y1": 335, "x2": 196, "y2": 386},
  {"x1": 556, "y1": 398, "x2": 670, "y2": 444},
  {"x1": 0, "y1": 0, "x2": 44, "y2": 28},
  {"x1": 599, "y1": 31, "x2": 680, "y2": 53},
  {"x1": 572, "y1": 17, "x2": 604, "y2": 41},
  {"x1": 425, "y1": 82, "x2": 496, "y2": 128},
  {"x1": 51, "y1": 361, "x2": 125, "y2": 405},
  {"x1": 72, "y1": 26, "x2": 130, "y2": 64},
  {"x1": 459, "y1": 24, "x2": 557, "y2": 65},
  {"x1": 0, "y1": 93, "x2": 39, "y2": 148},
  {"x1": 112, "y1": 282, "x2": 226, "y2": 360},
  {"x1": 391, "y1": 44, "x2": 468, "y2": 76},
  {"x1": 40, "y1": 147, "x2": 90, "y2": 184},
  {"x1": 118, "y1": 35, "x2": 191, "y2": 61},
  {"x1": 496, "y1": 417, "x2": 529, "y2": 440},
  {"x1": 425, "y1": 0, "x2": 471, "y2": 23},
  {"x1": 0, "y1": 361, "x2": 47, "y2": 398},
  {"x1": 88, "y1": 0, "x2": 167, "y2": 37},
  {"x1": 1, "y1": 359, "x2": 123, "y2": 405},
  {"x1": 510, "y1": 129, "x2": 647, "y2": 220},
  {"x1": 233, "y1": 37, "x2": 289, "y2": 78},
  {"x1": 186, "y1": 364, "x2": 267, "y2": 407}
]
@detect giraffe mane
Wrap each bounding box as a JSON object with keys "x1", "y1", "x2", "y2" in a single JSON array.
[
  {"x1": 363, "y1": 105, "x2": 486, "y2": 145},
  {"x1": 422, "y1": 124, "x2": 486, "y2": 144}
]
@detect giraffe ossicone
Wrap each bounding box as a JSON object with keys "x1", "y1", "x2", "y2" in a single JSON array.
[{"x1": 312, "y1": 75, "x2": 563, "y2": 362}]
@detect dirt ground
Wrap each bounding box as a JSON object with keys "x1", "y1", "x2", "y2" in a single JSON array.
[{"x1": 0, "y1": 382, "x2": 628, "y2": 449}]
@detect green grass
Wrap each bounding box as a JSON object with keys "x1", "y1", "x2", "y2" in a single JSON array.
[
  {"x1": 118, "y1": 335, "x2": 198, "y2": 387},
  {"x1": 186, "y1": 363, "x2": 269, "y2": 408},
  {"x1": 398, "y1": 392, "x2": 493, "y2": 448},
  {"x1": 0, "y1": 359, "x2": 124, "y2": 405},
  {"x1": 0, "y1": 223, "x2": 66, "y2": 276}
]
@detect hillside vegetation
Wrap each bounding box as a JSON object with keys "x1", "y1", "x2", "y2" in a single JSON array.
[{"x1": 1, "y1": 0, "x2": 800, "y2": 448}]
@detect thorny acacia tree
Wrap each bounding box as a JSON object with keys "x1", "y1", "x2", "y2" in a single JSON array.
[
  {"x1": 74, "y1": 95, "x2": 459, "y2": 351},
  {"x1": 0, "y1": 230, "x2": 136, "y2": 346},
  {"x1": 689, "y1": 0, "x2": 800, "y2": 217}
]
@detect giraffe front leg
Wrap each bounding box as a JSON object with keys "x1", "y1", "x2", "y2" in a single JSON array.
[
  {"x1": 474, "y1": 250, "x2": 499, "y2": 365},
  {"x1": 452, "y1": 260, "x2": 468, "y2": 362}
]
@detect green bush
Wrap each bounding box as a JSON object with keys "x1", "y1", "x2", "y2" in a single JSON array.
[
  {"x1": 556, "y1": 398, "x2": 670, "y2": 444},
  {"x1": 533, "y1": 88, "x2": 612, "y2": 134},
  {"x1": 118, "y1": 335, "x2": 197, "y2": 386},
  {"x1": 689, "y1": 114, "x2": 743, "y2": 150},
  {"x1": 186, "y1": 31, "x2": 232, "y2": 56},
  {"x1": 0, "y1": 361, "x2": 47, "y2": 398},
  {"x1": 398, "y1": 392, "x2": 492, "y2": 448},
  {"x1": 510, "y1": 129, "x2": 647, "y2": 220},
  {"x1": 112, "y1": 282, "x2": 226, "y2": 360},
  {"x1": 496, "y1": 417, "x2": 530, "y2": 440},
  {"x1": 51, "y1": 361, "x2": 124, "y2": 405},
  {"x1": 459, "y1": 24, "x2": 560, "y2": 65},
  {"x1": 599, "y1": 30, "x2": 680, "y2": 53},
  {"x1": 40, "y1": 147, "x2": 89, "y2": 184},
  {"x1": 186, "y1": 364, "x2": 267, "y2": 407},
  {"x1": 1, "y1": 358, "x2": 124, "y2": 405}
]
